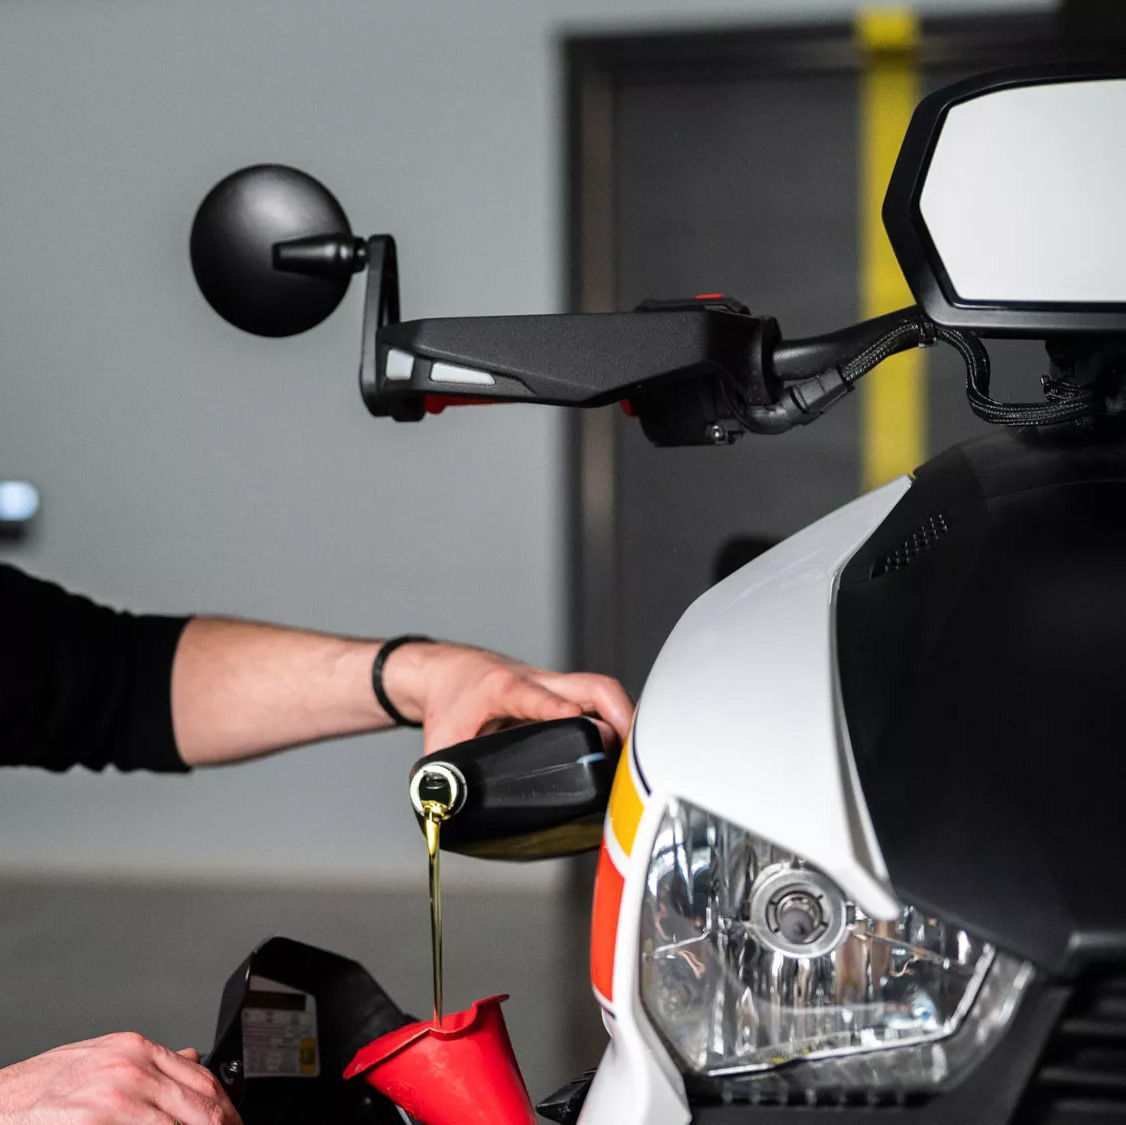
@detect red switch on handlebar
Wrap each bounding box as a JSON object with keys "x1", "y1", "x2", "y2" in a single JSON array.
[{"x1": 423, "y1": 396, "x2": 499, "y2": 414}]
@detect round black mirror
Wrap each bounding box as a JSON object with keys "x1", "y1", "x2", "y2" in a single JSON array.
[{"x1": 190, "y1": 164, "x2": 358, "y2": 337}]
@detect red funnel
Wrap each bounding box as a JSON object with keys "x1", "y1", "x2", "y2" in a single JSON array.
[{"x1": 344, "y1": 995, "x2": 536, "y2": 1125}]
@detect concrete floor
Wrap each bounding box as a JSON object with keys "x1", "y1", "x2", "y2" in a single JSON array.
[{"x1": 0, "y1": 877, "x2": 605, "y2": 1105}]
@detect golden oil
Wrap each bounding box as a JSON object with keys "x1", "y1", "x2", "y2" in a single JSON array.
[{"x1": 421, "y1": 798, "x2": 451, "y2": 1027}]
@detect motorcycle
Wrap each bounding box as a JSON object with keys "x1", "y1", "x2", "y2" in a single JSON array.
[{"x1": 192, "y1": 62, "x2": 1126, "y2": 1124}]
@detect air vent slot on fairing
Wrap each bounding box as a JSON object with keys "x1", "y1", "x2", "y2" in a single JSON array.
[
  {"x1": 869, "y1": 513, "x2": 949, "y2": 579},
  {"x1": 1017, "y1": 969, "x2": 1126, "y2": 1123}
]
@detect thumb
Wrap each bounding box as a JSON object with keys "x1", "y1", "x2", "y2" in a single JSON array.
[
  {"x1": 423, "y1": 716, "x2": 464, "y2": 757},
  {"x1": 177, "y1": 1048, "x2": 202, "y2": 1063}
]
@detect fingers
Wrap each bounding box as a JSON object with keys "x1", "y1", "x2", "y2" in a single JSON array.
[
  {"x1": 538, "y1": 672, "x2": 635, "y2": 743},
  {"x1": 423, "y1": 717, "x2": 466, "y2": 757},
  {"x1": 423, "y1": 701, "x2": 578, "y2": 755},
  {"x1": 150, "y1": 1042, "x2": 237, "y2": 1114},
  {"x1": 474, "y1": 666, "x2": 632, "y2": 739},
  {"x1": 503, "y1": 676, "x2": 586, "y2": 723},
  {"x1": 177, "y1": 1048, "x2": 202, "y2": 1063},
  {"x1": 151, "y1": 1071, "x2": 240, "y2": 1125},
  {"x1": 422, "y1": 673, "x2": 582, "y2": 756},
  {"x1": 414, "y1": 645, "x2": 634, "y2": 755},
  {"x1": 584, "y1": 716, "x2": 618, "y2": 752},
  {"x1": 108, "y1": 1039, "x2": 238, "y2": 1125}
]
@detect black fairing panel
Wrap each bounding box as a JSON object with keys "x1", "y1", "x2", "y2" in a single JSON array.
[{"x1": 837, "y1": 427, "x2": 1126, "y2": 976}]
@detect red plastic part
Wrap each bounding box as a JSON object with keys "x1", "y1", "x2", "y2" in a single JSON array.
[
  {"x1": 694, "y1": 292, "x2": 724, "y2": 300},
  {"x1": 343, "y1": 994, "x2": 536, "y2": 1125},
  {"x1": 590, "y1": 844, "x2": 624, "y2": 1002},
  {"x1": 423, "y1": 395, "x2": 498, "y2": 414}
]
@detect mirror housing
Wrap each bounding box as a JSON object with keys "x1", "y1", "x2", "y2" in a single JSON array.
[
  {"x1": 884, "y1": 65, "x2": 1126, "y2": 336},
  {"x1": 190, "y1": 165, "x2": 372, "y2": 337}
]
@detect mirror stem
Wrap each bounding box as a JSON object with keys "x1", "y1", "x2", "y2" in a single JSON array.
[{"x1": 273, "y1": 234, "x2": 368, "y2": 279}]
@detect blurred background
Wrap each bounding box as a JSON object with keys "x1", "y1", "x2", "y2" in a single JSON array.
[{"x1": 0, "y1": 0, "x2": 1115, "y2": 1101}]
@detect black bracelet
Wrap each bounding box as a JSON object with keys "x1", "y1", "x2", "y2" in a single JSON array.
[{"x1": 372, "y1": 635, "x2": 433, "y2": 728}]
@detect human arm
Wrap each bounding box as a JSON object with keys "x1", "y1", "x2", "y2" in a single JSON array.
[
  {"x1": 0, "y1": 564, "x2": 632, "y2": 771},
  {"x1": 170, "y1": 617, "x2": 632, "y2": 763}
]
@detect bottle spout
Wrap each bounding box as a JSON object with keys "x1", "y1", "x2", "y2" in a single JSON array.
[{"x1": 409, "y1": 762, "x2": 468, "y2": 820}]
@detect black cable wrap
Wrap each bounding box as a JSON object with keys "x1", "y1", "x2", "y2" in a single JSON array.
[
  {"x1": 830, "y1": 309, "x2": 1099, "y2": 428},
  {"x1": 724, "y1": 306, "x2": 1101, "y2": 436},
  {"x1": 847, "y1": 310, "x2": 1099, "y2": 428}
]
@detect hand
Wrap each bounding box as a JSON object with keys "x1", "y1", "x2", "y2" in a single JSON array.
[
  {"x1": 0, "y1": 1032, "x2": 241, "y2": 1125},
  {"x1": 381, "y1": 642, "x2": 634, "y2": 755}
]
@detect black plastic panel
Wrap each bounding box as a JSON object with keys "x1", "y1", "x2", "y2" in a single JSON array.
[
  {"x1": 837, "y1": 427, "x2": 1126, "y2": 976},
  {"x1": 207, "y1": 937, "x2": 412, "y2": 1125}
]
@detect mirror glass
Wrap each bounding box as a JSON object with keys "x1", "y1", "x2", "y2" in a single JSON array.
[{"x1": 919, "y1": 78, "x2": 1126, "y2": 305}]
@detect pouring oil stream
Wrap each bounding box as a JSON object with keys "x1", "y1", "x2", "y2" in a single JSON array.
[
  {"x1": 410, "y1": 763, "x2": 464, "y2": 1029},
  {"x1": 421, "y1": 799, "x2": 449, "y2": 1027}
]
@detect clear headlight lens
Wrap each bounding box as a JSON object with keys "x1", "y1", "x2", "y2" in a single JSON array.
[{"x1": 639, "y1": 799, "x2": 1032, "y2": 1092}]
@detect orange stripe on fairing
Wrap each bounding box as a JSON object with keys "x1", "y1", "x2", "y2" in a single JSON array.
[
  {"x1": 590, "y1": 842, "x2": 625, "y2": 1002},
  {"x1": 608, "y1": 740, "x2": 643, "y2": 857}
]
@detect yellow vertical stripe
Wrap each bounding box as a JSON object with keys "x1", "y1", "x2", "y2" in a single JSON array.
[
  {"x1": 608, "y1": 740, "x2": 643, "y2": 857},
  {"x1": 857, "y1": 8, "x2": 924, "y2": 491}
]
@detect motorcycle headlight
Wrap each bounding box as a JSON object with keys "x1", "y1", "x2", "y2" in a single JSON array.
[{"x1": 639, "y1": 799, "x2": 1032, "y2": 1095}]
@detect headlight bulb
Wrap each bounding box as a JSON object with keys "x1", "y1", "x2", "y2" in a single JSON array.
[{"x1": 748, "y1": 864, "x2": 849, "y2": 958}]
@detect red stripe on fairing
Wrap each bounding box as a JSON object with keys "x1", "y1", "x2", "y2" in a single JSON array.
[{"x1": 590, "y1": 842, "x2": 625, "y2": 1002}]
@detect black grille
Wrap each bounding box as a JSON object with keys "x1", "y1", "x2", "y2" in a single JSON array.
[
  {"x1": 1018, "y1": 970, "x2": 1126, "y2": 1123},
  {"x1": 869, "y1": 513, "x2": 949, "y2": 579},
  {"x1": 682, "y1": 1072, "x2": 929, "y2": 1109}
]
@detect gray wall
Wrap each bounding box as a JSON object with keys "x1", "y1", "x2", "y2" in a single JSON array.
[{"x1": 0, "y1": 0, "x2": 1047, "y2": 883}]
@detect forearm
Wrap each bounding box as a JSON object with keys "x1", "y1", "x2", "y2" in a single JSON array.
[
  {"x1": 2, "y1": 566, "x2": 631, "y2": 773},
  {"x1": 171, "y1": 617, "x2": 405, "y2": 766},
  {"x1": 171, "y1": 616, "x2": 633, "y2": 767}
]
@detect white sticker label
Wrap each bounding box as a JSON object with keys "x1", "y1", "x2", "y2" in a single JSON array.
[{"x1": 240, "y1": 975, "x2": 319, "y2": 1078}]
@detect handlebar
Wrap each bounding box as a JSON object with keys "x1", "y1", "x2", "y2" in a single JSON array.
[
  {"x1": 191, "y1": 166, "x2": 1105, "y2": 441},
  {"x1": 364, "y1": 303, "x2": 780, "y2": 446},
  {"x1": 355, "y1": 241, "x2": 970, "y2": 445}
]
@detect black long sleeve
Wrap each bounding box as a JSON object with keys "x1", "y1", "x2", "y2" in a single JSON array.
[{"x1": 0, "y1": 563, "x2": 190, "y2": 772}]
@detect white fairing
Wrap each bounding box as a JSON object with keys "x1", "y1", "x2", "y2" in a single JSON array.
[
  {"x1": 634, "y1": 475, "x2": 909, "y2": 916},
  {"x1": 579, "y1": 477, "x2": 912, "y2": 1125},
  {"x1": 919, "y1": 78, "x2": 1126, "y2": 303}
]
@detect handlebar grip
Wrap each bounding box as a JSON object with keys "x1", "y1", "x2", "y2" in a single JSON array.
[{"x1": 363, "y1": 309, "x2": 771, "y2": 423}]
